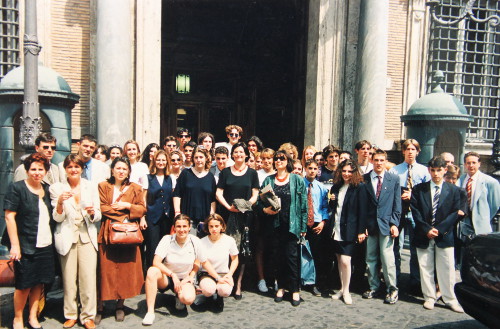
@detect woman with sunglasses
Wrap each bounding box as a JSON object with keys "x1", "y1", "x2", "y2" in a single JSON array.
[
  {"x1": 173, "y1": 147, "x2": 216, "y2": 237},
  {"x1": 216, "y1": 142, "x2": 259, "y2": 299},
  {"x1": 258, "y1": 150, "x2": 307, "y2": 306},
  {"x1": 328, "y1": 159, "x2": 365, "y2": 305},
  {"x1": 141, "y1": 150, "x2": 173, "y2": 269},
  {"x1": 169, "y1": 150, "x2": 183, "y2": 190}
]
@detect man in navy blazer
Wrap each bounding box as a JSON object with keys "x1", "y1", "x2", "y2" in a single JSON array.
[
  {"x1": 359, "y1": 149, "x2": 401, "y2": 304},
  {"x1": 410, "y1": 156, "x2": 464, "y2": 313}
]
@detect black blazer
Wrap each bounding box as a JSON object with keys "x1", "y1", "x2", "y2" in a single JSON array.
[
  {"x1": 410, "y1": 181, "x2": 460, "y2": 248},
  {"x1": 328, "y1": 183, "x2": 364, "y2": 242},
  {"x1": 359, "y1": 172, "x2": 401, "y2": 236},
  {"x1": 3, "y1": 181, "x2": 53, "y2": 255}
]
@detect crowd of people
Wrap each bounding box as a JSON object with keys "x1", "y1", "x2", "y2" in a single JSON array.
[{"x1": 4, "y1": 125, "x2": 500, "y2": 328}]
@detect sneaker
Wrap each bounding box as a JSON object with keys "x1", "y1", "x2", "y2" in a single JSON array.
[
  {"x1": 446, "y1": 303, "x2": 464, "y2": 313},
  {"x1": 331, "y1": 291, "x2": 343, "y2": 300},
  {"x1": 343, "y1": 293, "x2": 352, "y2": 305},
  {"x1": 257, "y1": 279, "x2": 268, "y2": 293},
  {"x1": 384, "y1": 289, "x2": 398, "y2": 304},
  {"x1": 142, "y1": 312, "x2": 155, "y2": 326},
  {"x1": 362, "y1": 289, "x2": 383, "y2": 299},
  {"x1": 175, "y1": 297, "x2": 186, "y2": 310},
  {"x1": 423, "y1": 300, "x2": 435, "y2": 310}
]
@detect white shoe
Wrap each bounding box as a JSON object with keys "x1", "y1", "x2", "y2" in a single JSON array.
[
  {"x1": 175, "y1": 297, "x2": 186, "y2": 310},
  {"x1": 331, "y1": 291, "x2": 343, "y2": 300},
  {"x1": 447, "y1": 303, "x2": 464, "y2": 313},
  {"x1": 142, "y1": 312, "x2": 155, "y2": 326},
  {"x1": 423, "y1": 300, "x2": 435, "y2": 310},
  {"x1": 257, "y1": 279, "x2": 268, "y2": 293},
  {"x1": 343, "y1": 293, "x2": 352, "y2": 305}
]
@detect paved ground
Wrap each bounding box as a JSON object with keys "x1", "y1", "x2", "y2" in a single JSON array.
[{"x1": 0, "y1": 251, "x2": 487, "y2": 329}]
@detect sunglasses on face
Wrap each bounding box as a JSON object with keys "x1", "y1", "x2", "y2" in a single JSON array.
[
  {"x1": 274, "y1": 156, "x2": 286, "y2": 161},
  {"x1": 229, "y1": 133, "x2": 239, "y2": 137},
  {"x1": 42, "y1": 146, "x2": 56, "y2": 150},
  {"x1": 171, "y1": 159, "x2": 181, "y2": 163},
  {"x1": 179, "y1": 134, "x2": 190, "y2": 138}
]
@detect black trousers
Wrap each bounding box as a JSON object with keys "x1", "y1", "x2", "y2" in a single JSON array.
[
  {"x1": 306, "y1": 223, "x2": 328, "y2": 288},
  {"x1": 143, "y1": 215, "x2": 169, "y2": 269},
  {"x1": 272, "y1": 227, "x2": 300, "y2": 293}
]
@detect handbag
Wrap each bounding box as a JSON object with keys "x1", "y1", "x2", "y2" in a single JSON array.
[
  {"x1": 0, "y1": 259, "x2": 15, "y2": 286},
  {"x1": 299, "y1": 237, "x2": 316, "y2": 286},
  {"x1": 108, "y1": 219, "x2": 144, "y2": 245}
]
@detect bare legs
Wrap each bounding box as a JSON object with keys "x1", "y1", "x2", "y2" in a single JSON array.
[{"x1": 13, "y1": 284, "x2": 43, "y2": 329}]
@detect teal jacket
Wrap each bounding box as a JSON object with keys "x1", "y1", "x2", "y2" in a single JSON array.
[{"x1": 257, "y1": 173, "x2": 308, "y2": 238}]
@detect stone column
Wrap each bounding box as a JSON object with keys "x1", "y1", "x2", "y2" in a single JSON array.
[
  {"x1": 135, "y1": 0, "x2": 162, "y2": 147},
  {"x1": 304, "y1": 0, "x2": 349, "y2": 149},
  {"x1": 354, "y1": 0, "x2": 389, "y2": 147},
  {"x1": 96, "y1": 0, "x2": 134, "y2": 145}
]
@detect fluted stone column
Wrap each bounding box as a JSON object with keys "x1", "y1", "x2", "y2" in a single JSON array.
[
  {"x1": 354, "y1": 0, "x2": 389, "y2": 147},
  {"x1": 96, "y1": 0, "x2": 133, "y2": 145}
]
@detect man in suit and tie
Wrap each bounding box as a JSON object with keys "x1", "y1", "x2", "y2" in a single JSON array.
[
  {"x1": 359, "y1": 149, "x2": 401, "y2": 304},
  {"x1": 459, "y1": 151, "x2": 500, "y2": 237},
  {"x1": 13, "y1": 132, "x2": 60, "y2": 185},
  {"x1": 59, "y1": 134, "x2": 110, "y2": 184},
  {"x1": 410, "y1": 156, "x2": 464, "y2": 313}
]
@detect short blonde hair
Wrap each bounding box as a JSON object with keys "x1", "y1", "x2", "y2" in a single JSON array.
[{"x1": 279, "y1": 142, "x2": 299, "y2": 160}]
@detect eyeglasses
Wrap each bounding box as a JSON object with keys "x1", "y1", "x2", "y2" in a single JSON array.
[
  {"x1": 229, "y1": 133, "x2": 239, "y2": 137},
  {"x1": 179, "y1": 134, "x2": 190, "y2": 138},
  {"x1": 274, "y1": 156, "x2": 286, "y2": 161},
  {"x1": 171, "y1": 159, "x2": 181, "y2": 163},
  {"x1": 42, "y1": 146, "x2": 56, "y2": 150}
]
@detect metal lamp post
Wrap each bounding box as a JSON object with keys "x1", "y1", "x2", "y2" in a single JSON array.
[{"x1": 19, "y1": 0, "x2": 42, "y2": 150}]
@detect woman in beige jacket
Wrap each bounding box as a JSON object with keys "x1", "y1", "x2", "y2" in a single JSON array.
[{"x1": 50, "y1": 154, "x2": 101, "y2": 329}]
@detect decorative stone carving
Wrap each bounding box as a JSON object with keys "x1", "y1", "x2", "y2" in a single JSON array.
[
  {"x1": 19, "y1": 115, "x2": 42, "y2": 149},
  {"x1": 24, "y1": 34, "x2": 42, "y2": 55}
]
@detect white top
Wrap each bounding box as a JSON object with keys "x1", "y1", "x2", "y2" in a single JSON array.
[
  {"x1": 156, "y1": 175, "x2": 164, "y2": 186},
  {"x1": 257, "y1": 169, "x2": 273, "y2": 186},
  {"x1": 359, "y1": 163, "x2": 373, "y2": 175},
  {"x1": 333, "y1": 184, "x2": 348, "y2": 242},
  {"x1": 155, "y1": 234, "x2": 207, "y2": 279},
  {"x1": 170, "y1": 173, "x2": 179, "y2": 190},
  {"x1": 36, "y1": 199, "x2": 52, "y2": 248},
  {"x1": 200, "y1": 234, "x2": 239, "y2": 273},
  {"x1": 130, "y1": 162, "x2": 149, "y2": 189}
]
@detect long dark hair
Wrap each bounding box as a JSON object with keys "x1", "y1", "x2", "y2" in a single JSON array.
[
  {"x1": 141, "y1": 142, "x2": 160, "y2": 167},
  {"x1": 273, "y1": 150, "x2": 294, "y2": 173},
  {"x1": 332, "y1": 159, "x2": 363, "y2": 187},
  {"x1": 107, "y1": 157, "x2": 132, "y2": 185}
]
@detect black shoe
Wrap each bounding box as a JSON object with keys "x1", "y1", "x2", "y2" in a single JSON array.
[
  {"x1": 362, "y1": 289, "x2": 383, "y2": 299},
  {"x1": 234, "y1": 293, "x2": 242, "y2": 300},
  {"x1": 291, "y1": 297, "x2": 301, "y2": 307},
  {"x1": 384, "y1": 289, "x2": 398, "y2": 304},
  {"x1": 311, "y1": 286, "x2": 322, "y2": 297},
  {"x1": 274, "y1": 293, "x2": 284, "y2": 303},
  {"x1": 214, "y1": 296, "x2": 224, "y2": 312}
]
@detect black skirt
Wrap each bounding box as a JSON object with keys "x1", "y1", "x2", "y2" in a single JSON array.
[
  {"x1": 332, "y1": 240, "x2": 356, "y2": 257},
  {"x1": 15, "y1": 245, "x2": 55, "y2": 290}
]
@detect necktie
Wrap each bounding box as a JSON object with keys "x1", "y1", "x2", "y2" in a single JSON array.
[
  {"x1": 432, "y1": 186, "x2": 440, "y2": 226},
  {"x1": 81, "y1": 164, "x2": 88, "y2": 180},
  {"x1": 376, "y1": 176, "x2": 382, "y2": 199},
  {"x1": 466, "y1": 177, "x2": 473, "y2": 207},
  {"x1": 406, "y1": 164, "x2": 413, "y2": 189},
  {"x1": 307, "y1": 183, "x2": 314, "y2": 227}
]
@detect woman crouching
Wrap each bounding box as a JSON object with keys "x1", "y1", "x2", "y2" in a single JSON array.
[
  {"x1": 142, "y1": 214, "x2": 218, "y2": 326},
  {"x1": 198, "y1": 214, "x2": 239, "y2": 311}
]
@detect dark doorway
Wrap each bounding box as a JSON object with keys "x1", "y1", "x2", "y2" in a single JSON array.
[{"x1": 161, "y1": 0, "x2": 308, "y2": 150}]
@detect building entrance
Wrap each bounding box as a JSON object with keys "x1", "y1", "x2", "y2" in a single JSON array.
[{"x1": 161, "y1": 0, "x2": 308, "y2": 149}]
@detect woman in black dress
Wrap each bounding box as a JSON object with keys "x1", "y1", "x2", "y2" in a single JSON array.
[
  {"x1": 173, "y1": 146, "x2": 216, "y2": 236},
  {"x1": 4, "y1": 153, "x2": 54, "y2": 329},
  {"x1": 216, "y1": 142, "x2": 259, "y2": 299},
  {"x1": 329, "y1": 159, "x2": 364, "y2": 305}
]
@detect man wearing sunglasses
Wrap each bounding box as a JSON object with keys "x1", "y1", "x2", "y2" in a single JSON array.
[
  {"x1": 214, "y1": 125, "x2": 243, "y2": 167},
  {"x1": 176, "y1": 128, "x2": 191, "y2": 153},
  {"x1": 13, "y1": 132, "x2": 61, "y2": 184}
]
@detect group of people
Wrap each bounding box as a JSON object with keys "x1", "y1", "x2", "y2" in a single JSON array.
[{"x1": 3, "y1": 126, "x2": 500, "y2": 328}]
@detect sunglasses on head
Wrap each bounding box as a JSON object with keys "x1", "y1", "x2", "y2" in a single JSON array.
[
  {"x1": 42, "y1": 145, "x2": 56, "y2": 150},
  {"x1": 229, "y1": 133, "x2": 239, "y2": 137}
]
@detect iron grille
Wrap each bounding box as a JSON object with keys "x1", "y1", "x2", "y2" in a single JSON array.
[
  {"x1": 427, "y1": 0, "x2": 500, "y2": 143},
  {"x1": 0, "y1": 0, "x2": 20, "y2": 79}
]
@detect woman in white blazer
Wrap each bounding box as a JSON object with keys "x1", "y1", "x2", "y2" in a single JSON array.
[{"x1": 49, "y1": 154, "x2": 101, "y2": 329}]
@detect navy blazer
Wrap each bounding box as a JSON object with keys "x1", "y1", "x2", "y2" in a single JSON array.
[
  {"x1": 328, "y1": 183, "x2": 364, "y2": 242},
  {"x1": 410, "y1": 181, "x2": 460, "y2": 249},
  {"x1": 146, "y1": 174, "x2": 173, "y2": 224},
  {"x1": 360, "y1": 171, "x2": 401, "y2": 236}
]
